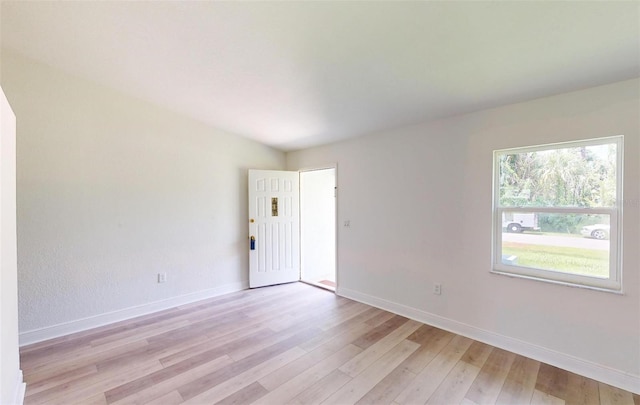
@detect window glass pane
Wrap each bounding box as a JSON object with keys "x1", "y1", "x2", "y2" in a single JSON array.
[
  {"x1": 501, "y1": 212, "x2": 610, "y2": 279},
  {"x1": 498, "y1": 143, "x2": 617, "y2": 208}
]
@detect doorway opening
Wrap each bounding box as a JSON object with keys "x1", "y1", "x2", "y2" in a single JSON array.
[{"x1": 300, "y1": 168, "x2": 336, "y2": 291}]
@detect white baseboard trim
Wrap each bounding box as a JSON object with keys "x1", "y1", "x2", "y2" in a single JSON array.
[
  {"x1": 19, "y1": 282, "x2": 248, "y2": 346},
  {"x1": 336, "y1": 286, "x2": 640, "y2": 395},
  {"x1": 10, "y1": 369, "x2": 26, "y2": 405}
]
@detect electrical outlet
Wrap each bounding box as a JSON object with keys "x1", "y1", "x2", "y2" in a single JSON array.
[
  {"x1": 434, "y1": 283, "x2": 442, "y2": 295},
  {"x1": 344, "y1": 220, "x2": 351, "y2": 228},
  {"x1": 158, "y1": 273, "x2": 167, "y2": 283}
]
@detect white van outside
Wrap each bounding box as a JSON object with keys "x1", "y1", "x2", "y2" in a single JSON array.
[{"x1": 502, "y1": 212, "x2": 540, "y2": 233}]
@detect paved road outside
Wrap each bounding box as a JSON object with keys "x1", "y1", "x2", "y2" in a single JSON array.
[{"x1": 502, "y1": 232, "x2": 609, "y2": 251}]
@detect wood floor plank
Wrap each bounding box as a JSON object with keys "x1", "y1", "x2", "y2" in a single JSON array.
[
  {"x1": 19, "y1": 283, "x2": 637, "y2": 405},
  {"x1": 531, "y1": 388, "x2": 566, "y2": 404},
  {"x1": 177, "y1": 328, "x2": 321, "y2": 401},
  {"x1": 243, "y1": 296, "x2": 340, "y2": 333},
  {"x1": 354, "y1": 363, "x2": 417, "y2": 405},
  {"x1": 351, "y1": 315, "x2": 410, "y2": 349},
  {"x1": 406, "y1": 324, "x2": 436, "y2": 344},
  {"x1": 215, "y1": 382, "x2": 268, "y2": 405},
  {"x1": 359, "y1": 326, "x2": 453, "y2": 404},
  {"x1": 287, "y1": 369, "x2": 352, "y2": 405},
  {"x1": 241, "y1": 287, "x2": 330, "y2": 319},
  {"x1": 145, "y1": 312, "x2": 251, "y2": 347},
  {"x1": 176, "y1": 285, "x2": 285, "y2": 313},
  {"x1": 109, "y1": 355, "x2": 234, "y2": 405},
  {"x1": 394, "y1": 334, "x2": 474, "y2": 404},
  {"x1": 24, "y1": 339, "x2": 151, "y2": 382},
  {"x1": 90, "y1": 319, "x2": 191, "y2": 348},
  {"x1": 338, "y1": 319, "x2": 421, "y2": 378},
  {"x1": 142, "y1": 390, "x2": 183, "y2": 405},
  {"x1": 564, "y1": 373, "x2": 599, "y2": 405},
  {"x1": 298, "y1": 309, "x2": 390, "y2": 354},
  {"x1": 25, "y1": 365, "x2": 98, "y2": 397},
  {"x1": 103, "y1": 328, "x2": 276, "y2": 403},
  {"x1": 255, "y1": 344, "x2": 362, "y2": 404},
  {"x1": 257, "y1": 333, "x2": 362, "y2": 392},
  {"x1": 21, "y1": 342, "x2": 95, "y2": 372},
  {"x1": 95, "y1": 343, "x2": 171, "y2": 373},
  {"x1": 25, "y1": 359, "x2": 164, "y2": 405},
  {"x1": 299, "y1": 307, "x2": 383, "y2": 352},
  {"x1": 316, "y1": 303, "x2": 377, "y2": 332},
  {"x1": 599, "y1": 383, "x2": 635, "y2": 405},
  {"x1": 227, "y1": 325, "x2": 316, "y2": 361},
  {"x1": 364, "y1": 310, "x2": 397, "y2": 326},
  {"x1": 299, "y1": 318, "x2": 378, "y2": 357},
  {"x1": 83, "y1": 393, "x2": 108, "y2": 405},
  {"x1": 426, "y1": 360, "x2": 481, "y2": 405},
  {"x1": 465, "y1": 347, "x2": 515, "y2": 404},
  {"x1": 229, "y1": 308, "x2": 337, "y2": 360},
  {"x1": 323, "y1": 339, "x2": 419, "y2": 404},
  {"x1": 275, "y1": 296, "x2": 359, "y2": 332},
  {"x1": 401, "y1": 327, "x2": 454, "y2": 374},
  {"x1": 159, "y1": 324, "x2": 275, "y2": 368},
  {"x1": 20, "y1": 307, "x2": 180, "y2": 357},
  {"x1": 460, "y1": 341, "x2": 494, "y2": 368},
  {"x1": 536, "y1": 363, "x2": 569, "y2": 401},
  {"x1": 495, "y1": 355, "x2": 540, "y2": 405},
  {"x1": 181, "y1": 347, "x2": 306, "y2": 404}
]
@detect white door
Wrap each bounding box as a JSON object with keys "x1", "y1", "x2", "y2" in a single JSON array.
[{"x1": 248, "y1": 170, "x2": 300, "y2": 288}]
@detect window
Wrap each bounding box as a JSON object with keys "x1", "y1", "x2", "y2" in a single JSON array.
[{"x1": 492, "y1": 136, "x2": 623, "y2": 292}]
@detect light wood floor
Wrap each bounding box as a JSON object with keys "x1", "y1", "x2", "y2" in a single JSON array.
[{"x1": 21, "y1": 282, "x2": 639, "y2": 405}]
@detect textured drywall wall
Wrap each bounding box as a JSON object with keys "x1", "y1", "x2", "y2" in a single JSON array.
[
  {"x1": 1, "y1": 50, "x2": 285, "y2": 333},
  {"x1": 0, "y1": 85, "x2": 22, "y2": 404},
  {"x1": 287, "y1": 79, "x2": 640, "y2": 379}
]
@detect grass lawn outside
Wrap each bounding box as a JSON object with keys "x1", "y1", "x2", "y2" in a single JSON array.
[
  {"x1": 502, "y1": 242, "x2": 609, "y2": 278},
  {"x1": 521, "y1": 231, "x2": 583, "y2": 238}
]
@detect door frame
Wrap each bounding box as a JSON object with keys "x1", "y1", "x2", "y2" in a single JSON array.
[{"x1": 298, "y1": 164, "x2": 338, "y2": 292}]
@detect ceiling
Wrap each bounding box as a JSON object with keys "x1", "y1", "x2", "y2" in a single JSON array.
[{"x1": 2, "y1": 1, "x2": 639, "y2": 151}]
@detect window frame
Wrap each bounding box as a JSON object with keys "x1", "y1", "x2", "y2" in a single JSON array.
[{"x1": 491, "y1": 136, "x2": 624, "y2": 293}]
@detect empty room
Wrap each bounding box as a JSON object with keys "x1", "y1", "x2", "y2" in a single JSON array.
[{"x1": 0, "y1": 1, "x2": 639, "y2": 404}]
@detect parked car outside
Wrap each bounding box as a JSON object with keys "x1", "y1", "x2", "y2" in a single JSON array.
[{"x1": 580, "y1": 224, "x2": 610, "y2": 240}]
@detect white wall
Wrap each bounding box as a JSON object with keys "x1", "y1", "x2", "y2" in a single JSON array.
[
  {"x1": 287, "y1": 79, "x2": 640, "y2": 392},
  {"x1": 1, "y1": 50, "x2": 285, "y2": 341},
  {"x1": 0, "y1": 85, "x2": 24, "y2": 404},
  {"x1": 300, "y1": 168, "x2": 336, "y2": 283}
]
